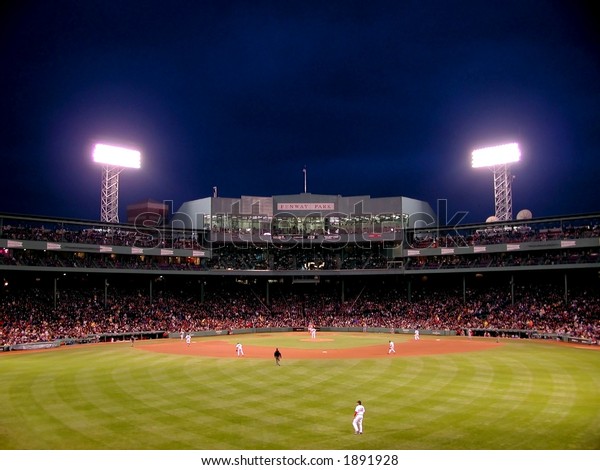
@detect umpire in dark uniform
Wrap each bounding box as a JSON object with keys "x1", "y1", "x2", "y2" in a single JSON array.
[{"x1": 274, "y1": 348, "x2": 282, "y2": 365}]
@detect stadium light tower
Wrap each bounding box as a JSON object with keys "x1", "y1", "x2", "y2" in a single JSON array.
[
  {"x1": 471, "y1": 142, "x2": 521, "y2": 221},
  {"x1": 92, "y1": 143, "x2": 141, "y2": 223}
]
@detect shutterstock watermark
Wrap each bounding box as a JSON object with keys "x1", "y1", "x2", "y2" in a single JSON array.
[{"x1": 129, "y1": 199, "x2": 470, "y2": 252}]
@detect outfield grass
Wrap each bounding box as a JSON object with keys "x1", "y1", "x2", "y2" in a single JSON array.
[{"x1": 0, "y1": 333, "x2": 598, "y2": 450}]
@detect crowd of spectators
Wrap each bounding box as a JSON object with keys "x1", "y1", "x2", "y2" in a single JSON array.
[
  {"x1": 1, "y1": 245, "x2": 598, "y2": 272},
  {"x1": 1, "y1": 281, "x2": 598, "y2": 346},
  {"x1": 404, "y1": 249, "x2": 600, "y2": 270},
  {"x1": 1, "y1": 225, "x2": 202, "y2": 250},
  {"x1": 207, "y1": 244, "x2": 389, "y2": 270},
  {"x1": 2, "y1": 217, "x2": 599, "y2": 251},
  {"x1": 0, "y1": 250, "x2": 206, "y2": 271},
  {"x1": 407, "y1": 222, "x2": 600, "y2": 249},
  {"x1": 2, "y1": 218, "x2": 599, "y2": 275},
  {"x1": 2, "y1": 218, "x2": 599, "y2": 347}
]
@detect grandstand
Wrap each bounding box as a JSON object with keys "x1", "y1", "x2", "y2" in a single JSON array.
[{"x1": 1, "y1": 198, "x2": 599, "y2": 349}]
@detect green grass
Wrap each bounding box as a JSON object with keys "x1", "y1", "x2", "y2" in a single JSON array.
[{"x1": 0, "y1": 334, "x2": 598, "y2": 450}]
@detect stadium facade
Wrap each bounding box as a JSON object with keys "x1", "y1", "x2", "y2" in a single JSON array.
[{"x1": 170, "y1": 192, "x2": 436, "y2": 245}]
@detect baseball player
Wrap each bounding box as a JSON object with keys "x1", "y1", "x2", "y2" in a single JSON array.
[
  {"x1": 235, "y1": 342, "x2": 244, "y2": 357},
  {"x1": 388, "y1": 340, "x2": 396, "y2": 354},
  {"x1": 414, "y1": 329, "x2": 420, "y2": 340},
  {"x1": 185, "y1": 333, "x2": 191, "y2": 346},
  {"x1": 353, "y1": 400, "x2": 365, "y2": 434},
  {"x1": 274, "y1": 348, "x2": 282, "y2": 365}
]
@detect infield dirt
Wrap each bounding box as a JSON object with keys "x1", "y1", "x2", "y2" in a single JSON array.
[{"x1": 137, "y1": 334, "x2": 503, "y2": 359}]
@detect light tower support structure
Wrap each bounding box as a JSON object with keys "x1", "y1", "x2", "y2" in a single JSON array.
[
  {"x1": 100, "y1": 165, "x2": 123, "y2": 223},
  {"x1": 491, "y1": 163, "x2": 514, "y2": 222},
  {"x1": 471, "y1": 142, "x2": 521, "y2": 222},
  {"x1": 93, "y1": 143, "x2": 141, "y2": 223}
]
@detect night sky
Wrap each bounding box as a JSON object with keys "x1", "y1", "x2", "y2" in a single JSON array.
[{"x1": 1, "y1": 1, "x2": 599, "y2": 225}]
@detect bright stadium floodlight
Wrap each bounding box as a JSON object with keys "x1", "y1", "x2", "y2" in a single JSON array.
[
  {"x1": 471, "y1": 142, "x2": 521, "y2": 221},
  {"x1": 93, "y1": 143, "x2": 142, "y2": 223},
  {"x1": 471, "y1": 142, "x2": 521, "y2": 168},
  {"x1": 93, "y1": 143, "x2": 141, "y2": 168}
]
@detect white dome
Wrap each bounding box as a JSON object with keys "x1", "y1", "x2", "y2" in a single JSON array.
[
  {"x1": 486, "y1": 216, "x2": 500, "y2": 223},
  {"x1": 516, "y1": 209, "x2": 533, "y2": 220}
]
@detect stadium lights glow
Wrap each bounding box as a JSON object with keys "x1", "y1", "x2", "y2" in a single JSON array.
[
  {"x1": 93, "y1": 142, "x2": 142, "y2": 223},
  {"x1": 471, "y1": 143, "x2": 521, "y2": 168},
  {"x1": 93, "y1": 143, "x2": 141, "y2": 169}
]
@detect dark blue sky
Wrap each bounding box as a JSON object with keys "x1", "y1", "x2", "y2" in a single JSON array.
[{"x1": 1, "y1": 0, "x2": 598, "y2": 224}]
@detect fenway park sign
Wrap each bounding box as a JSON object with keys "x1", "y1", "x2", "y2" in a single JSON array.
[{"x1": 277, "y1": 203, "x2": 335, "y2": 211}]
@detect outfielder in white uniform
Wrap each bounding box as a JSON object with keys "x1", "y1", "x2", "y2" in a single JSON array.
[
  {"x1": 388, "y1": 340, "x2": 396, "y2": 354},
  {"x1": 353, "y1": 400, "x2": 365, "y2": 434},
  {"x1": 235, "y1": 342, "x2": 244, "y2": 357}
]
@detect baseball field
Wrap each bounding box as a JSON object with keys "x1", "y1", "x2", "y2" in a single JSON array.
[{"x1": 0, "y1": 332, "x2": 598, "y2": 450}]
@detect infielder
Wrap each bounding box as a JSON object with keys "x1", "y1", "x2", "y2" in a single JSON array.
[
  {"x1": 235, "y1": 342, "x2": 244, "y2": 357},
  {"x1": 388, "y1": 340, "x2": 395, "y2": 354},
  {"x1": 185, "y1": 333, "x2": 191, "y2": 346},
  {"x1": 353, "y1": 400, "x2": 365, "y2": 434},
  {"x1": 414, "y1": 329, "x2": 420, "y2": 340}
]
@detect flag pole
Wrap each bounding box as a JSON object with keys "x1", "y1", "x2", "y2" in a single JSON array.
[{"x1": 303, "y1": 166, "x2": 307, "y2": 193}]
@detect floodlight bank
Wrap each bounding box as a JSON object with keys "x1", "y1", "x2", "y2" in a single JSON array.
[
  {"x1": 93, "y1": 143, "x2": 141, "y2": 169},
  {"x1": 471, "y1": 143, "x2": 520, "y2": 168}
]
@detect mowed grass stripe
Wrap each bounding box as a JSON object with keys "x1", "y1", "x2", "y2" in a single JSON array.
[
  {"x1": 6, "y1": 352, "x2": 118, "y2": 449},
  {"x1": 363, "y1": 355, "x2": 483, "y2": 449},
  {"x1": 528, "y1": 347, "x2": 600, "y2": 449},
  {"x1": 48, "y1": 352, "x2": 177, "y2": 448},
  {"x1": 0, "y1": 335, "x2": 598, "y2": 449},
  {"x1": 99, "y1": 355, "x2": 249, "y2": 449}
]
